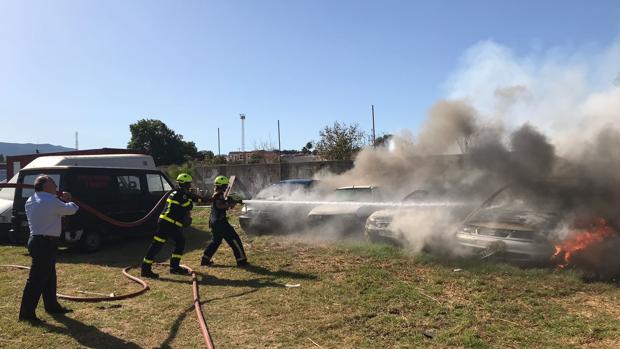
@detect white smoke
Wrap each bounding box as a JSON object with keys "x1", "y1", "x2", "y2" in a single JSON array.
[{"x1": 444, "y1": 38, "x2": 620, "y2": 157}]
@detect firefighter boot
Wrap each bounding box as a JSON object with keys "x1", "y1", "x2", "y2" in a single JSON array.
[
  {"x1": 200, "y1": 257, "x2": 213, "y2": 266},
  {"x1": 170, "y1": 259, "x2": 190, "y2": 276},
  {"x1": 141, "y1": 263, "x2": 159, "y2": 279}
]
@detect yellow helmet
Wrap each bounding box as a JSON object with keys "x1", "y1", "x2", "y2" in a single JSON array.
[
  {"x1": 214, "y1": 175, "x2": 229, "y2": 186},
  {"x1": 176, "y1": 173, "x2": 193, "y2": 184}
]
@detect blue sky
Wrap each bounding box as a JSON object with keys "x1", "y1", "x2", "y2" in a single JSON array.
[{"x1": 1, "y1": 0, "x2": 619, "y2": 154}]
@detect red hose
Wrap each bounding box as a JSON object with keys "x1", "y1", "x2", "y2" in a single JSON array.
[
  {"x1": 183, "y1": 264, "x2": 216, "y2": 349},
  {"x1": 0, "y1": 264, "x2": 149, "y2": 302},
  {"x1": 1, "y1": 263, "x2": 216, "y2": 348},
  {"x1": 1, "y1": 183, "x2": 216, "y2": 347},
  {"x1": 0, "y1": 183, "x2": 171, "y2": 228}
]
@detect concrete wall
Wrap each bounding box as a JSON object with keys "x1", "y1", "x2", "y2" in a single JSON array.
[{"x1": 192, "y1": 160, "x2": 353, "y2": 196}]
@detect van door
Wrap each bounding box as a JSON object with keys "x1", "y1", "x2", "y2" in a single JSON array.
[
  {"x1": 115, "y1": 172, "x2": 150, "y2": 226},
  {"x1": 66, "y1": 169, "x2": 118, "y2": 231}
]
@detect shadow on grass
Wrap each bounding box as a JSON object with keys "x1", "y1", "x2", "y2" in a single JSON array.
[
  {"x1": 55, "y1": 226, "x2": 212, "y2": 267},
  {"x1": 42, "y1": 314, "x2": 141, "y2": 348},
  {"x1": 158, "y1": 289, "x2": 259, "y2": 348}
]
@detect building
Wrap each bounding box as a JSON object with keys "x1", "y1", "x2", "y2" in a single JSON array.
[
  {"x1": 227, "y1": 150, "x2": 280, "y2": 163},
  {"x1": 0, "y1": 163, "x2": 6, "y2": 182}
]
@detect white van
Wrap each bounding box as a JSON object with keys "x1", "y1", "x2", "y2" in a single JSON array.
[{"x1": 2, "y1": 154, "x2": 174, "y2": 251}]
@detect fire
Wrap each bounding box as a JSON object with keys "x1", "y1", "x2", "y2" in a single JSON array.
[{"x1": 552, "y1": 217, "x2": 614, "y2": 268}]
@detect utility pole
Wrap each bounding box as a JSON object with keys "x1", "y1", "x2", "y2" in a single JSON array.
[
  {"x1": 371, "y1": 105, "x2": 376, "y2": 147},
  {"x1": 217, "y1": 127, "x2": 221, "y2": 156},
  {"x1": 75, "y1": 131, "x2": 79, "y2": 150},
  {"x1": 240, "y1": 114, "x2": 246, "y2": 163},
  {"x1": 277, "y1": 120, "x2": 281, "y2": 152}
]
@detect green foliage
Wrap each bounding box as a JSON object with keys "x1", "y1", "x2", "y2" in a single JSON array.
[
  {"x1": 373, "y1": 133, "x2": 393, "y2": 147},
  {"x1": 316, "y1": 122, "x2": 367, "y2": 160},
  {"x1": 127, "y1": 119, "x2": 198, "y2": 166},
  {"x1": 0, "y1": 153, "x2": 4, "y2": 162},
  {"x1": 164, "y1": 162, "x2": 195, "y2": 181}
]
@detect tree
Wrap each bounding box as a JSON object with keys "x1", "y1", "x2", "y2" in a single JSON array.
[
  {"x1": 0, "y1": 154, "x2": 4, "y2": 162},
  {"x1": 301, "y1": 142, "x2": 313, "y2": 154},
  {"x1": 196, "y1": 150, "x2": 215, "y2": 162},
  {"x1": 315, "y1": 122, "x2": 367, "y2": 160},
  {"x1": 374, "y1": 134, "x2": 393, "y2": 147},
  {"x1": 127, "y1": 119, "x2": 198, "y2": 166}
]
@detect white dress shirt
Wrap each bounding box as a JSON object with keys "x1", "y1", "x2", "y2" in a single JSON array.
[{"x1": 25, "y1": 191, "x2": 79, "y2": 237}]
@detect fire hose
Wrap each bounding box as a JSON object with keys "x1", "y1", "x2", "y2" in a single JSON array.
[{"x1": 0, "y1": 182, "x2": 216, "y2": 348}]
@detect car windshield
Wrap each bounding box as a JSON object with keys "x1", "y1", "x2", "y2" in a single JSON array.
[
  {"x1": 334, "y1": 188, "x2": 373, "y2": 202},
  {"x1": 483, "y1": 180, "x2": 591, "y2": 213}
]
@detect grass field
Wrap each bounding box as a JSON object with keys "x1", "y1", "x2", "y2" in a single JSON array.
[{"x1": 1, "y1": 207, "x2": 619, "y2": 348}]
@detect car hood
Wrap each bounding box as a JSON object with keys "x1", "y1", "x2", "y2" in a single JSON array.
[
  {"x1": 467, "y1": 208, "x2": 560, "y2": 231},
  {"x1": 369, "y1": 209, "x2": 395, "y2": 220}
]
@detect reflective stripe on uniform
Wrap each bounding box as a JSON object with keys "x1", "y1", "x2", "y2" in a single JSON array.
[
  {"x1": 143, "y1": 258, "x2": 154, "y2": 264},
  {"x1": 167, "y1": 198, "x2": 191, "y2": 207},
  {"x1": 167, "y1": 198, "x2": 181, "y2": 205},
  {"x1": 159, "y1": 215, "x2": 183, "y2": 227},
  {"x1": 171, "y1": 253, "x2": 182, "y2": 259},
  {"x1": 153, "y1": 235, "x2": 166, "y2": 243}
]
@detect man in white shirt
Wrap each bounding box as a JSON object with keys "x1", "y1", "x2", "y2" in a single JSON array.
[{"x1": 18, "y1": 175, "x2": 79, "y2": 325}]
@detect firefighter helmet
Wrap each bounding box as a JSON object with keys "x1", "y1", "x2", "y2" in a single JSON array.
[
  {"x1": 176, "y1": 173, "x2": 193, "y2": 184},
  {"x1": 214, "y1": 175, "x2": 229, "y2": 186}
]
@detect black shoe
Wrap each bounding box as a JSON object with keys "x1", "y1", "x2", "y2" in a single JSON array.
[
  {"x1": 46, "y1": 306, "x2": 73, "y2": 314},
  {"x1": 237, "y1": 260, "x2": 249, "y2": 267},
  {"x1": 201, "y1": 259, "x2": 213, "y2": 266},
  {"x1": 19, "y1": 316, "x2": 45, "y2": 326},
  {"x1": 141, "y1": 269, "x2": 159, "y2": 279},
  {"x1": 170, "y1": 266, "x2": 190, "y2": 275}
]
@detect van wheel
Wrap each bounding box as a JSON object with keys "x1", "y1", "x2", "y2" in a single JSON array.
[{"x1": 80, "y1": 229, "x2": 102, "y2": 252}]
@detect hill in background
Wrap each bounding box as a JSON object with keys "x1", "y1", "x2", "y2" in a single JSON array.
[{"x1": 0, "y1": 142, "x2": 74, "y2": 157}]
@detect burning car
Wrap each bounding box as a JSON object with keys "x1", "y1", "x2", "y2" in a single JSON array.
[
  {"x1": 454, "y1": 178, "x2": 619, "y2": 267},
  {"x1": 366, "y1": 190, "x2": 477, "y2": 247},
  {"x1": 306, "y1": 186, "x2": 388, "y2": 235},
  {"x1": 239, "y1": 179, "x2": 319, "y2": 235}
]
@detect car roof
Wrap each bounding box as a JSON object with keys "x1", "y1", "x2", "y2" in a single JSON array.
[
  {"x1": 279, "y1": 179, "x2": 317, "y2": 185},
  {"x1": 337, "y1": 185, "x2": 376, "y2": 190}
]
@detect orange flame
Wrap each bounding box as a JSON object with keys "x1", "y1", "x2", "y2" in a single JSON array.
[{"x1": 552, "y1": 217, "x2": 614, "y2": 268}]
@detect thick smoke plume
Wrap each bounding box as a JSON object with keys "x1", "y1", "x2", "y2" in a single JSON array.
[{"x1": 310, "y1": 38, "x2": 620, "y2": 276}]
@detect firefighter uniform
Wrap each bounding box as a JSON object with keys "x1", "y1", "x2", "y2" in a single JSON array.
[
  {"x1": 141, "y1": 174, "x2": 195, "y2": 278},
  {"x1": 201, "y1": 176, "x2": 247, "y2": 266}
]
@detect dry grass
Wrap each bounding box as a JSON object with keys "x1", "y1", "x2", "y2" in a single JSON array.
[{"x1": 0, "y1": 207, "x2": 619, "y2": 348}]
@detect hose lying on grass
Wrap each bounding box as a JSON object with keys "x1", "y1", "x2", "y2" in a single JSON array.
[{"x1": 0, "y1": 263, "x2": 215, "y2": 348}]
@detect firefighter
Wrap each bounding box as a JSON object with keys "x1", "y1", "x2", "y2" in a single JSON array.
[
  {"x1": 201, "y1": 175, "x2": 248, "y2": 267},
  {"x1": 141, "y1": 173, "x2": 196, "y2": 278}
]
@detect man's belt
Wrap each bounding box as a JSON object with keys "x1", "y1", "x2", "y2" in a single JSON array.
[
  {"x1": 31, "y1": 235, "x2": 59, "y2": 240},
  {"x1": 159, "y1": 215, "x2": 183, "y2": 227}
]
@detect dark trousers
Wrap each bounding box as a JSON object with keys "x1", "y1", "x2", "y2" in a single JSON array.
[
  {"x1": 143, "y1": 221, "x2": 185, "y2": 268},
  {"x1": 203, "y1": 220, "x2": 247, "y2": 264},
  {"x1": 19, "y1": 235, "x2": 62, "y2": 319}
]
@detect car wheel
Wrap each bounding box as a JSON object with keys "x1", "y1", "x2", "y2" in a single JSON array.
[
  {"x1": 8, "y1": 229, "x2": 28, "y2": 246},
  {"x1": 80, "y1": 229, "x2": 102, "y2": 252}
]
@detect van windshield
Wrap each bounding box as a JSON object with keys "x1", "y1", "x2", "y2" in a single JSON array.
[{"x1": 0, "y1": 175, "x2": 18, "y2": 200}]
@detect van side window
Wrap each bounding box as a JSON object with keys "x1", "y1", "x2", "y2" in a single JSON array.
[
  {"x1": 147, "y1": 174, "x2": 165, "y2": 195},
  {"x1": 21, "y1": 174, "x2": 61, "y2": 199},
  {"x1": 147, "y1": 174, "x2": 172, "y2": 194},
  {"x1": 117, "y1": 175, "x2": 142, "y2": 195}
]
